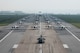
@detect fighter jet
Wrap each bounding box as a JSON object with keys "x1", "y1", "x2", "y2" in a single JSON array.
[
  {"x1": 59, "y1": 24, "x2": 71, "y2": 30},
  {"x1": 47, "y1": 25, "x2": 52, "y2": 28},
  {"x1": 59, "y1": 25, "x2": 66, "y2": 30},
  {"x1": 54, "y1": 24, "x2": 70, "y2": 30},
  {"x1": 19, "y1": 21, "x2": 22, "y2": 24},
  {"x1": 56, "y1": 21, "x2": 61, "y2": 24},
  {"x1": 46, "y1": 20, "x2": 50, "y2": 24},
  {"x1": 31, "y1": 25, "x2": 38, "y2": 30},
  {"x1": 45, "y1": 19, "x2": 49, "y2": 21},
  {"x1": 12, "y1": 25, "x2": 19, "y2": 29},
  {"x1": 21, "y1": 18, "x2": 26, "y2": 21},
  {"x1": 34, "y1": 21, "x2": 39, "y2": 24},
  {"x1": 37, "y1": 35, "x2": 45, "y2": 44}
]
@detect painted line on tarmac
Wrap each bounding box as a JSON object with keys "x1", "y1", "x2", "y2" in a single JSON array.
[
  {"x1": 0, "y1": 30, "x2": 13, "y2": 43},
  {"x1": 12, "y1": 44, "x2": 18, "y2": 49},
  {"x1": 65, "y1": 28, "x2": 80, "y2": 41},
  {"x1": 63, "y1": 44, "x2": 69, "y2": 48},
  {"x1": 10, "y1": 44, "x2": 18, "y2": 53},
  {"x1": 39, "y1": 44, "x2": 42, "y2": 53},
  {"x1": 40, "y1": 22, "x2": 42, "y2": 35},
  {"x1": 60, "y1": 24, "x2": 80, "y2": 41}
]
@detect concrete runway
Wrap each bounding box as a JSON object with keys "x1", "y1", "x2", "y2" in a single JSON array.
[
  {"x1": 49, "y1": 16, "x2": 80, "y2": 53},
  {"x1": 14, "y1": 16, "x2": 67, "y2": 53},
  {"x1": 0, "y1": 15, "x2": 34, "y2": 53},
  {"x1": 0, "y1": 14, "x2": 80, "y2": 53}
]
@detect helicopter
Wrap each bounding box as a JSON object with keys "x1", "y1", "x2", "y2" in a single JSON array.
[{"x1": 37, "y1": 35, "x2": 45, "y2": 44}]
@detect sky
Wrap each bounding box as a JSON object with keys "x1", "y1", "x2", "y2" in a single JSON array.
[{"x1": 0, "y1": 0, "x2": 80, "y2": 14}]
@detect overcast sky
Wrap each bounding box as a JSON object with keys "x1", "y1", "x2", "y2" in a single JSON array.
[{"x1": 0, "y1": 0, "x2": 80, "y2": 14}]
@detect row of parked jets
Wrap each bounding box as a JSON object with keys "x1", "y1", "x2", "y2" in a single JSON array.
[
  {"x1": 11, "y1": 18, "x2": 26, "y2": 30},
  {"x1": 11, "y1": 15, "x2": 70, "y2": 44},
  {"x1": 54, "y1": 17, "x2": 71, "y2": 30}
]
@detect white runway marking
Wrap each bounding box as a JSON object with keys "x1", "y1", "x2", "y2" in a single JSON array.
[
  {"x1": 39, "y1": 44, "x2": 42, "y2": 53},
  {"x1": 39, "y1": 18, "x2": 42, "y2": 53},
  {"x1": 12, "y1": 44, "x2": 18, "y2": 49},
  {"x1": 63, "y1": 44, "x2": 69, "y2": 48},
  {"x1": 60, "y1": 24, "x2": 80, "y2": 41},
  {"x1": 65, "y1": 28, "x2": 80, "y2": 41},
  {"x1": 40, "y1": 22, "x2": 42, "y2": 35},
  {"x1": 0, "y1": 30, "x2": 13, "y2": 43}
]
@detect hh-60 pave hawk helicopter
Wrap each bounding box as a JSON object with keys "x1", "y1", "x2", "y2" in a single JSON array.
[{"x1": 37, "y1": 35, "x2": 45, "y2": 44}]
